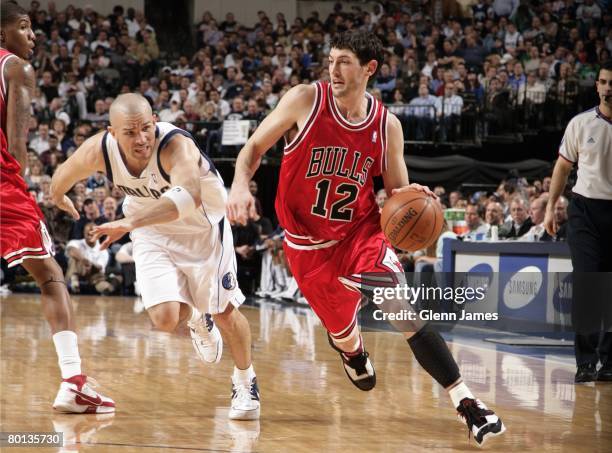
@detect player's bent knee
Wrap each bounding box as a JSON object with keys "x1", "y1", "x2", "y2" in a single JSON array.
[{"x1": 148, "y1": 303, "x2": 181, "y2": 332}]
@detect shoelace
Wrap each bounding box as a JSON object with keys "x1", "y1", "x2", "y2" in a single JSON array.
[
  {"x1": 189, "y1": 318, "x2": 215, "y2": 346},
  {"x1": 73, "y1": 376, "x2": 99, "y2": 395},
  {"x1": 233, "y1": 383, "x2": 255, "y2": 404},
  {"x1": 346, "y1": 351, "x2": 369, "y2": 374},
  {"x1": 457, "y1": 399, "x2": 488, "y2": 440}
]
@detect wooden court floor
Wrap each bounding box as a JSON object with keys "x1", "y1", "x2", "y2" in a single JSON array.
[{"x1": 1, "y1": 294, "x2": 611, "y2": 452}]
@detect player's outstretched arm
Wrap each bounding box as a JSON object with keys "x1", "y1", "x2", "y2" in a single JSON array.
[
  {"x1": 5, "y1": 58, "x2": 35, "y2": 175},
  {"x1": 50, "y1": 132, "x2": 106, "y2": 219},
  {"x1": 228, "y1": 83, "x2": 315, "y2": 225},
  {"x1": 90, "y1": 134, "x2": 202, "y2": 249},
  {"x1": 382, "y1": 113, "x2": 436, "y2": 198}
]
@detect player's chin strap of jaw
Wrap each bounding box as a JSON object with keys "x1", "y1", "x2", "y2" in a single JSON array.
[{"x1": 162, "y1": 186, "x2": 198, "y2": 219}]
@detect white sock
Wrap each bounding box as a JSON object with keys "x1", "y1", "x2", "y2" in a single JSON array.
[
  {"x1": 52, "y1": 331, "x2": 82, "y2": 379},
  {"x1": 448, "y1": 382, "x2": 475, "y2": 408},
  {"x1": 188, "y1": 306, "x2": 202, "y2": 324},
  {"x1": 233, "y1": 365, "x2": 256, "y2": 385}
]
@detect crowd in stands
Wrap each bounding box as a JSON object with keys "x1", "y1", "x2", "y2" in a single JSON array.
[{"x1": 5, "y1": 0, "x2": 608, "y2": 299}]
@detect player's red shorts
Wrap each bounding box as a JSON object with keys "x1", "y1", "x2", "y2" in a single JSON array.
[
  {"x1": 0, "y1": 173, "x2": 53, "y2": 268},
  {"x1": 283, "y1": 219, "x2": 404, "y2": 336}
]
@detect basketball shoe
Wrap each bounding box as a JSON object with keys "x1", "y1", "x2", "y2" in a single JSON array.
[
  {"x1": 229, "y1": 376, "x2": 260, "y2": 420},
  {"x1": 188, "y1": 313, "x2": 223, "y2": 364},
  {"x1": 53, "y1": 375, "x2": 115, "y2": 414},
  {"x1": 456, "y1": 398, "x2": 506, "y2": 446},
  {"x1": 327, "y1": 334, "x2": 376, "y2": 391}
]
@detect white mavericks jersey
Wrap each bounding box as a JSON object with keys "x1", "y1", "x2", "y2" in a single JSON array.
[{"x1": 101, "y1": 122, "x2": 227, "y2": 238}]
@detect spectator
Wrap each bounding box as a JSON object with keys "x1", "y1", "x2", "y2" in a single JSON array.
[
  {"x1": 374, "y1": 63, "x2": 396, "y2": 103},
  {"x1": 71, "y1": 197, "x2": 104, "y2": 240},
  {"x1": 66, "y1": 222, "x2": 119, "y2": 295},
  {"x1": 464, "y1": 203, "x2": 488, "y2": 239},
  {"x1": 407, "y1": 84, "x2": 439, "y2": 141},
  {"x1": 545, "y1": 195, "x2": 569, "y2": 241},
  {"x1": 375, "y1": 189, "x2": 388, "y2": 210},
  {"x1": 29, "y1": 122, "x2": 51, "y2": 155},
  {"x1": 115, "y1": 241, "x2": 138, "y2": 296},
  {"x1": 439, "y1": 84, "x2": 463, "y2": 141},
  {"x1": 86, "y1": 99, "x2": 110, "y2": 128},
  {"x1": 522, "y1": 196, "x2": 549, "y2": 241},
  {"x1": 158, "y1": 100, "x2": 184, "y2": 123},
  {"x1": 518, "y1": 71, "x2": 546, "y2": 105},
  {"x1": 500, "y1": 197, "x2": 534, "y2": 239},
  {"x1": 509, "y1": 61, "x2": 526, "y2": 93},
  {"x1": 485, "y1": 201, "x2": 504, "y2": 230},
  {"x1": 503, "y1": 22, "x2": 523, "y2": 53}
]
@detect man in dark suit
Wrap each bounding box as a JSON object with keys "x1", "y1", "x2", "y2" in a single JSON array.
[{"x1": 500, "y1": 197, "x2": 534, "y2": 239}]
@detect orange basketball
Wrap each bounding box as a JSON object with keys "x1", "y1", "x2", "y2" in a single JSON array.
[{"x1": 380, "y1": 189, "x2": 444, "y2": 252}]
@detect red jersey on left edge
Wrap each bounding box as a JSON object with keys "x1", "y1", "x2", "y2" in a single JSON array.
[
  {"x1": 0, "y1": 48, "x2": 23, "y2": 179},
  {"x1": 275, "y1": 81, "x2": 389, "y2": 247}
]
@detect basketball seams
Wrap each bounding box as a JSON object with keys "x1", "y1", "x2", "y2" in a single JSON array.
[
  {"x1": 381, "y1": 194, "x2": 429, "y2": 233},
  {"x1": 395, "y1": 199, "x2": 430, "y2": 247},
  {"x1": 382, "y1": 193, "x2": 443, "y2": 251}
]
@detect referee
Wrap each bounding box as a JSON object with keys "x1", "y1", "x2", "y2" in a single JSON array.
[{"x1": 545, "y1": 60, "x2": 612, "y2": 383}]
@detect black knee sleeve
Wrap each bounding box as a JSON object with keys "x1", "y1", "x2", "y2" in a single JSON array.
[{"x1": 407, "y1": 326, "x2": 460, "y2": 388}]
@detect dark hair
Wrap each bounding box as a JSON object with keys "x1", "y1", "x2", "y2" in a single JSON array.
[
  {"x1": 599, "y1": 59, "x2": 612, "y2": 77},
  {"x1": 1, "y1": 0, "x2": 28, "y2": 27},
  {"x1": 330, "y1": 30, "x2": 384, "y2": 77}
]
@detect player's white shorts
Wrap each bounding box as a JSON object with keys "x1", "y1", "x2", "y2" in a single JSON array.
[{"x1": 132, "y1": 218, "x2": 245, "y2": 314}]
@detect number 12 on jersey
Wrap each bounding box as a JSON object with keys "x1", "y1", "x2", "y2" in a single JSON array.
[{"x1": 311, "y1": 179, "x2": 359, "y2": 222}]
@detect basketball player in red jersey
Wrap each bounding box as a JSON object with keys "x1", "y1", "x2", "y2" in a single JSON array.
[
  {"x1": 228, "y1": 31, "x2": 505, "y2": 445},
  {"x1": 0, "y1": 1, "x2": 114, "y2": 413}
]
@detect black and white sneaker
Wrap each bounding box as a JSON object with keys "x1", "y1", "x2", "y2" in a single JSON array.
[
  {"x1": 229, "y1": 377, "x2": 260, "y2": 420},
  {"x1": 328, "y1": 334, "x2": 376, "y2": 391},
  {"x1": 188, "y1": 313, "x2": 223, "y2": 364},
  {"x1": 456, "y1": 398, "x2": 506, "y2": 447}
]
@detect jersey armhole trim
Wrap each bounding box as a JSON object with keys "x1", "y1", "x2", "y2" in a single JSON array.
[
  {"x1": 284, "y1": 82, "x2": 322, "y2": 155},
  {"x1": 158, "y1": 128, "x2": 220, "y2": 182},
  {"x1": 380, "y1": 107, "x2": 389, "y2": 173},
  {"x1": 0, "y1": 54, "x2": 18, "y2": 102},
  {"x1": 101, "y1": 131, "x2": 114, "y2": 182},
  {"x1": 558, "y1": 151, "x2": 575, "y2": 164}
]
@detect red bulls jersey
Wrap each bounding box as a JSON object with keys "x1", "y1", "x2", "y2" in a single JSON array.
[
  {"x1": 0, "y1": 48, "x2": 22, "y2": 177},
  {"x1": 275, "y1": 81, "x2": 389, "y2": 249}
]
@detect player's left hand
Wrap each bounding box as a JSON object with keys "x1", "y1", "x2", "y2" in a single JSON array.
[
  {"x1": 54, "y1": 195, "x2": 81, "y2": 220},
  {"x1": 392, "y1": 183, "x2": 437, "y2": 199},
  {"x1": 91, "y1": 219, "x2": 134, "y2": 250}
]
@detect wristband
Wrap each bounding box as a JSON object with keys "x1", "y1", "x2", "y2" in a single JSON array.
[{"x1": 162, "y1": 186, "x2": 197, "y2": 219}]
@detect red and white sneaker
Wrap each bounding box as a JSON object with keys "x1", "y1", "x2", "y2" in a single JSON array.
[{"x1": 53, "y1": 375, "x2": 115, "y2": 414}]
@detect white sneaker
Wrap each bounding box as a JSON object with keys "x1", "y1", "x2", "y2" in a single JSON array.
[
  {"x1": 229, "y1": 377, "x2": 260, "y2": 420},
  {"x1": 188, "y1": 313, "x2": 223, "y2": 364},
  {"x1": 53, "y1": 375, "x2": 115, "y2": 414}
]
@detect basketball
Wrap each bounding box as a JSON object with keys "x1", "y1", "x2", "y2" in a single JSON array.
[{"x1": 380, "y1": 189, "x2": 444, "y2": 252}]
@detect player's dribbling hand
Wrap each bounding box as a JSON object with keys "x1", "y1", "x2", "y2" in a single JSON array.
[
  {"x1": 91, "y1": 219, "x2": 133, "y2": 250},
  {"x1": 227, "y1": 185, "x2": 257, "y2": 226},
  {"x1": 392, "y1": 183, "x2": 437, "y2": 199},
  {"x1": 543, "y1": 209, "x2": 557, "y2": 237},
  {"x1": 54, "y1": 195, "x2": 80, "y2": 220}
]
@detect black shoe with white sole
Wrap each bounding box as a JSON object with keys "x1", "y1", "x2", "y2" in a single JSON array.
[
  {"x1": 327, "y1": 334, "x2": 376, "y2": 391},
  {"x1": 456, "y1": 398, "x2": 506, "y2": 447}
]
